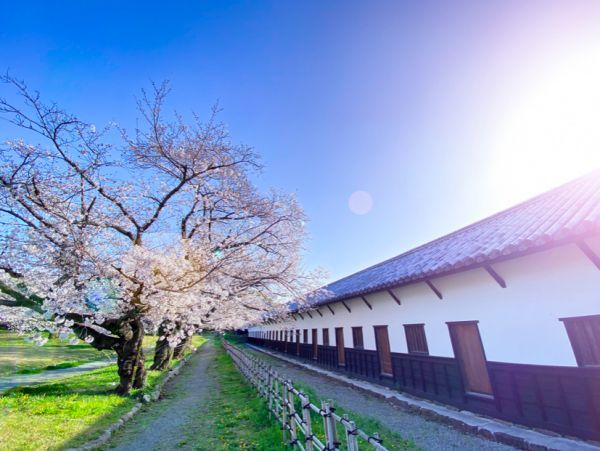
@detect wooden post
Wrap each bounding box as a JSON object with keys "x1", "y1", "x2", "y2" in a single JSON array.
[
  {"x1": 259, "y1": 363, "x2": 265, "y2": 398},
  {"x1": 287, "y1": 380, "x2": 298, "y2": 447},
  {"x1": 343, "y1": 414, "x2": 358, "y2": 451},
  {"x1": 282, "y1": 380, "x2": 289, "y2": 443},
  {"x1": 301, "y1": 392, "x2": 314, "y2": 451},
  {"x1": 329, "y1": 400, "x2": 339, "y2": 450},
  {"x1": 274, "y1": 377, "x2": 280, "y2": 423},
  {"x1": 322, "y1": 400, "x2": 339, "y2": 450},
  {"x1": 268, "y1": 370, "x2": 273, "y2": 419},
  {"x1": 260, "y1": 363, "x2": 265, "y2": 398}
]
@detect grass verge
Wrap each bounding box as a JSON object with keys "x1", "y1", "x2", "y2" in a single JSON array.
[
  {"x1": 225, "y1": 339, "x2": 418, "y2": 450},
  {"x1": 188, "y1": 339, "x2": 283, "y2": 450},
  {"x1": 0, "y1": 335, "x2": 205, "y2": 451},
  {"x1": 290, "y1": 382, "x2": 418, "y2": 450}
]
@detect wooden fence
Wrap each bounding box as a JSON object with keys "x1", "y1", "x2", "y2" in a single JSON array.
[
  {"x1": 224, "y1": 340, "x2": 389, "y2": 451},
  {"x1": 249, "y1": 337, "x2": 600, "y2": 441}
]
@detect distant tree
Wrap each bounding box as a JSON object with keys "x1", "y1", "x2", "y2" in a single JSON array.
[{"x1": 0, "y1": 75, "x2": 321, "y2": 394}]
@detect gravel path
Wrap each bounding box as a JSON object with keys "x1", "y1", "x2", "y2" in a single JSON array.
[
  {"x1": 245, "y1": 347, "x2": 516, "y2": 451},
  {"x1": 106, "y1": 341, "x2": 217, "y2": 451}
]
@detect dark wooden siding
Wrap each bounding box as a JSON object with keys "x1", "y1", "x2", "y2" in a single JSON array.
[{"x1": 488, "y1": 361, "x2": 600, "y2": 440}]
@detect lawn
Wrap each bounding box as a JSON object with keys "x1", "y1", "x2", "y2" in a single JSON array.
[
  {"x1": 0, "y1": 335, "x2": 205, "y2": 451},
  {"x1": 0, "y1": 330, "x2": 112, "y2": 376},
  {"x1": 0, "y1": 330, "x2": 158, "y2": 376}
]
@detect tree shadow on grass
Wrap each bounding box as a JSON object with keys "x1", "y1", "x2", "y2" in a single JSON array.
[
  {"x1": 1, "y1": 339, "x2": 203, "y2": 450},
  {"x1": 0, "y1": 365, "x2": 143, "y2": 450}
]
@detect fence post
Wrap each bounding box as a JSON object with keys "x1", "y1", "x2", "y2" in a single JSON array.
[
  {"x1": 301, "y1": 392, "x2": 314, "y2": 451},
  {"x1": 268, "y1": 370, "x2": 273, "y2": 419},
  {"x1": 322, "y1": 400, "x2": 339, "y2": 450},
  {"x1": 274, "y1": 376, "x2": 281, "y2": 423},
  {"x1": 262, "y1": 364, "x2": 268, "y2": 399},
  {"x1": 258, "y1": 362, "x2": 263, "y2": 397},
  {"x1": 343, "y1": 414, "x2": 358, "y2": 451},
  {"x1": 282, "y1": 378, "x2": 289, "y2": 444},
  {"x1": 286, "y1": 380, "x2": 298, "y2": 448}
]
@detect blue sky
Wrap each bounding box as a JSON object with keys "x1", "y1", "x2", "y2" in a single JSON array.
[{"x1": 2, "y1": 1, "x2": 600, "y2": 282}]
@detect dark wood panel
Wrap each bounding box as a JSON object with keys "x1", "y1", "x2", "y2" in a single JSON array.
[
  {"x1": 322, "y1": 328, "x2": 330, "y2": 346},
  {"x1": 488, "y1": 361, "x2": 600, "y2": 441},
  {"x1": 404, "y1": 324, "x2": 429, "y2": 355},
  {"x1": 561, "y1": 315, "x2": 600, "y2": 367},
  {"x1": 374, "y1": 326, "x2": 393, "y2": 376},
  {"x1": 335, "y1": 327, "x2": 345, "y2": 366},
  {"x1": 448, "y1": 322, "x2": 493, "y2": 395},
  {"x1": 352, "y1": 327, "x2": 364, "y2": 349}
]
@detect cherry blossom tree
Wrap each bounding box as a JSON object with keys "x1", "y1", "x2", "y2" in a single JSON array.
[{"x1": 0, "y1": 75, "x2": 319, "y2": 394}]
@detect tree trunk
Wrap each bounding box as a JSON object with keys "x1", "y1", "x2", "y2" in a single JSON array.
[
  {"x1": 133, "y1": 347, "x2": 147, "y2": 389},
  {"x1": 173, "y1": 334, "x2": 193, "y2": 360},
  {"x1": 151, "y1": 322, "x2": 174, "y2": 370},
  {"x1": 68, "y1": 313, "x2": 147, "y2": 395},
  {"x1": 115, "y1": 318, "x2": 146, "y2": 395}
]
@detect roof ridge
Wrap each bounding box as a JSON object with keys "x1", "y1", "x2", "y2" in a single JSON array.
[{"x1": 323, "y1": 168, "x2": 600, "y2": 289}]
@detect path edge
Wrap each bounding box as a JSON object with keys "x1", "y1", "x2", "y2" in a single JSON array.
[{"x1": 67, "y1": 346, "x2": 201, "y2": 451}]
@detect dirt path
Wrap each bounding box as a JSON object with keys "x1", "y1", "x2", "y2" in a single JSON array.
[
  {"x1": 245, "y1": 346, "x2": 516, "y2": 451},
  {"x1": 106, "y1": 341, "x2": 217, "y2": 451}
]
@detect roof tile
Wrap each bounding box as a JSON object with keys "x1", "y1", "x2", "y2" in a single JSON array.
[{"x1": 310, "y1": 171, "x2": 600, "y2": 306}]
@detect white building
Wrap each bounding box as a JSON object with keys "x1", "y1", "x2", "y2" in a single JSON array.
[{"x1": 248, "y1": 171, "x2": 600, "y2": 441}]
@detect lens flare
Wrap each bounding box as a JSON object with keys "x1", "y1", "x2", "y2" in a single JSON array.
[{"x1": 348, "y1": 190, "x2": 373, "y2": 215}]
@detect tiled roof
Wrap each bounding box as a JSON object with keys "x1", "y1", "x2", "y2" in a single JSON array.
[{"x1": 309, "y1": 170, "x2": 600, "y2": 307}]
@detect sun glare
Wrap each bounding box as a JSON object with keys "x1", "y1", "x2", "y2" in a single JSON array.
[{"x1": 490, "y1": 46, "x2": 600, "y2": 205}]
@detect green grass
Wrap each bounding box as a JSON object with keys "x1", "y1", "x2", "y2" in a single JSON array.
[
  {"x1": 222, "y1": 332, "x2": 248, "y2": 345},
  {"x1": 0, "y1": 330, "x2": 115, "y2": 376},
  {"x1": 289, "y1": 382, "x2": 418, "y2": 450},
  {"x1": 15, "y1": 360, "x2": 91, "y2": 374},
  {"x1": 189, "y1": 340, "x2": 283, "y2": 450},
  {"x1": 0, "y1": 335, "x2": 205, "y2": 451},
  {"x1": 226, "y1": 340, "x2": 418, "y2": 450},
  {"x1": 0, "y1": 331, "x2": 159, "y2": 376}
]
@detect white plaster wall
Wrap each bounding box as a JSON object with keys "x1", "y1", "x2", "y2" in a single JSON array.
[{"x1": 249, "y1": 240, "x2": 600, "y2": 366}]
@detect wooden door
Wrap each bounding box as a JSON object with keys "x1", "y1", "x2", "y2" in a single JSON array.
[
  {"x1": 374, "y1": 326, "x2": 393, "y2": 376},
  {"x1": 312, "y1": 328, "x2": 318, "y2": 359},
  {"x1": 335, "y1": 327, "x2": 345, "y2": 366},
  {"x1": 448, "y1": 321, "x2": 493, "y2": 396}
]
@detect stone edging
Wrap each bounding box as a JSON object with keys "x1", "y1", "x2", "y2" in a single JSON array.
[
  {"x1": 247, "y1": 344, "x2": 600, "y2": 451},
  {"x1": 68, "y1": 347, "x2": 199, "y2": 451}
]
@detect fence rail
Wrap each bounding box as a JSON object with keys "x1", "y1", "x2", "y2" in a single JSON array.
[{"x1": 224, "y1": 340, "x2": 389, "y2": 451}]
